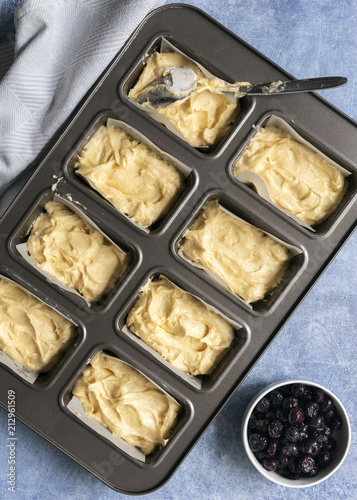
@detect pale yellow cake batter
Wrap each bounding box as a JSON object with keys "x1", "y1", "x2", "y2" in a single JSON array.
[
  {"x1": 72, "y1": 351, "x2": 180, "y2": 455},
  {"x1": 76, "y1": 125, "x2": 184, "y2": 228},
  {"x1": 129, "y1": 51, "x2": 240, "y2": 147},
  {"x1": 0, "y1": 278, "x2": 74, "y2": 372},
  {"x1": 180, "y1": 201, "x2": 291, "y2": 303},
  {"x1": 27, "y1": 201, "x2": 129, "y2": 302},
  {"x1": 234, "y1": 126, "x2": 347, "y2": 226},
  {"x1": 127, "y1": 276, "x2": 234, "y2": 376}
]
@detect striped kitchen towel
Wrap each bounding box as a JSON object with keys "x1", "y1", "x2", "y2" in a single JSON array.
[{"x1": 0, "y1": 0, "x2": 164, "y2": 213}]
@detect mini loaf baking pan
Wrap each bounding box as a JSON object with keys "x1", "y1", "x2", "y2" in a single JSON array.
[{"x1": 0, "y1": 4, "x2": 356, "y2": 495}]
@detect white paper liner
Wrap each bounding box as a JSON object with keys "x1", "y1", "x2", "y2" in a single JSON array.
[
  {"x1": 123, "y1": 275, "x2": 243, "y2": 389},
  {"x1": 67, "y1": 352, "x2": 180, "y2": 462},
  {"x1": 67, "y1": 396, "x2": 146, "y2": 461},
  {"x1": 235, "y1": 115, "x2": 351, "y2": 231},
  {"x1": 16, "y1": 194, "x2": 128, "y2": 306},
  {"x1": 128, "y1": 37, "x2": 237, "y2": 148},
  {"x1": 0, "y1": 274, "x2": 75, "y2": 384},
  {"x1": 75, "y1": 117, "x2": 191, "y2": 234},
  {"x1": 0, "y1": 350, "x2": 38, "y2": 384},
  {"x1": 179, "y1": 202, "x2": 302, "y2": 308}
]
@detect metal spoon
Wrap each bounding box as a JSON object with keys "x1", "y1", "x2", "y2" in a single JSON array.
[{"x1": 134, "y1": 66, "x2": 347, "y2": 108}]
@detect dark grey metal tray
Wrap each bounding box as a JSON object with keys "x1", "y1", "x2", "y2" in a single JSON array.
[{"x1": 0, "y1": 4, "x2": 356, "y2": 495}]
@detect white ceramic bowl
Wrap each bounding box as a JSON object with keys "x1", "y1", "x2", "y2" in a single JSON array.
[{"x1": 242, "y1": 380, "x2": 351, "y2": 488}]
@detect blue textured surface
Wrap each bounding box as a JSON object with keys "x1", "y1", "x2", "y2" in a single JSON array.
[{"x1": 0, "y1": 1, "x2": 356, "y2": 499}]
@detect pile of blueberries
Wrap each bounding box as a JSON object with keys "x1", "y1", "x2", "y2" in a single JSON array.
[{"x1": 247, "y1": 383, "x2": 343, "y2": 479}]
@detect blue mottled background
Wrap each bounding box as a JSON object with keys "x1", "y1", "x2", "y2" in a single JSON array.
[{"x1": 0, "y1": 1, "x2": 356, "y2": 499}]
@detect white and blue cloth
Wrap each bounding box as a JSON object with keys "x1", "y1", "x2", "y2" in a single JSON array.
[{"x1": 0, "y1": 0, "x2": 164, "y2": 214}]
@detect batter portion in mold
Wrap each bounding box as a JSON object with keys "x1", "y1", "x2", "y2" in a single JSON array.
[
  {"x1": 0, "y1": 278, "x2": 74, "y2": 372},
  {"x1": 72, "y1": 351, "x2": 180, "y2": 455},
  {"x1": 129, "y1": 51, "x2": 240, "y2": 147},
  {"x1": 27, "y1": 201, "x2": 129, "y2": 302},
  {"x1": 234, "y1": 125, "x2": 347, "y2": 226},
  {"x1": 127, "y1": 276, "x2": 235, "y2": 376},
  {"x1": 76, "y1": 125, "x2": 184, "y2": 228},
  {"x1": 180, "y1": 201, "x2": 292, "y2": 304}
]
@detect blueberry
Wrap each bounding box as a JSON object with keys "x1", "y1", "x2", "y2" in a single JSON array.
[
  {"x1": 302, "y1": 438, "x2": 320, "y2": 456},
  {"x1": 320, "y1": 425, "x2": 332, "y2": 437},
  {"x1": 281, "y1": 443, "x2": 299, "y2": 457},
  {"x1": 275, "y1": 409, "x2": 286, "y2": 421},
  {"x1": 267, "y1": 438, "x2": 279, "y2": 457},
  {"x1": 302, "y1": 388, "x2": 312, "y2": 403},
  {"x1": 284, "y1": 426, "x2": 301, "y2": 443},
  {"x1": 330, "y1": 415, "x2": 343, "y2": 431},
  {"x1": 262, "y1": 458, "x2": 278, "y2": 472},
  {"x1": 299, "y1": 424, "x2": 309, "y2": 440},
  {"x1": 321, "y1": 398, "x2": 334, "y2": 413},
  {"x1": 315, "y1": 433, "x2": 329, "y2": 447},
  {"x1": 249, "y1": 433, "x2": 268, "y2": 452},
  {"x1": 256, "y1": 397, "x2": 271, "y2": 414},
  {"x1": 309, "y1": 415, "x2": 324, "y2": 430},
  {"x1": 316, "y1": 448, "x2": 331, "y2": 468},
  {"x1": 312, "y1": 388, "x2": 325, "y2": 404},
  {"x1": 277, "y1": 454, "x2": 289, "y2": 469},
  {"x1": 288, "y1": 457, "x2": 300, "y2": 474},
  {"x1": 278, "y1": 468, "x2": 291, "y2": 478},
  {"x1": 250, "y1": 418, "x2": 269, "y2": 434},
  {"x1": 306, "y1": 402, "x2": 319, "y2": 418},
  {"x1": 268, "y1": 420, "x2": 284, "y2": 438},
  {"x1": 265, "y1": 411, "x2": 277, "y2": 421},
  {"x1": 269, "y1": 389, "x2": 284, "y2": 408},
  {"x1": 304, "y1": 468, "x2": 318, "y2": 478},
  {"x1": 291, "y1": 383, "x2": 306, "y2": 398},
  {"x1": 289, "y1": 407, "x2": 305, "y2": 426},
  {"x1": 282, "y1": 396, "x2": 299, "y2": 411},
  {"x1": 299, "y1": 455, "x2": 316, "y2": 474},
  {"x1": 254, "y1": 450, "x2": 268, "y2": 462},
  {"x1": 323, "y1": 407, "x2": 336, "y2": 420}
]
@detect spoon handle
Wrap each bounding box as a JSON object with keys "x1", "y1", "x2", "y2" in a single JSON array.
[{"x1": 230, "y1": 76, "x2": 348, "y2": 96}]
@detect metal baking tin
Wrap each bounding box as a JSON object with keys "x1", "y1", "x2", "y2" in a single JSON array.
[{"x1": 0, "y1": 4, "x2": 356, "y2": 495}]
